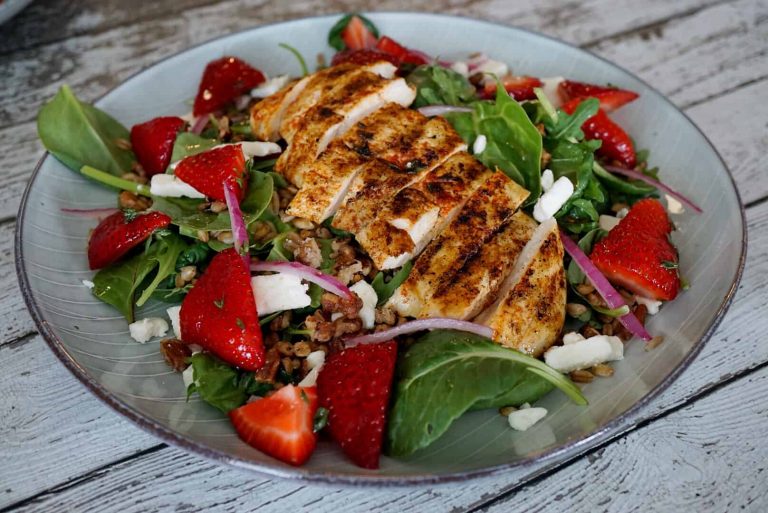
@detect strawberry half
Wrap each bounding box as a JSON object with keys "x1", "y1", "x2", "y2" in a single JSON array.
[
  {"x1": 87, "y1": 210, "x2": 171, "y2": 270},
  {"x1": 559, "y1": 80, "x2": 639, "y2": 113},
  {"x1": 180, "y1": 248, "x2": 264, "y2": 371},
  {"x1": 230, "y1": 385, "x2": 318, "y2": 466},
  {"x1": 481, "y1": 75, "x2": 543, "y2": 101},
  {"x1": 341, "y1": 15, "x2": 378, "y2": 51},
  {"x1": 316, "y1": 341, "x2": 397, "y2": 469},
  {"x1": 562, "y1": 98, "x2": 637, "y2": 168},
  {"x1": 193, "y1": 56, "x2": 265, "y2": 117},
  {"x1": 130, "y1": 116, "x2": 185, "y2": 176},
  {"x1": 590, "y1": 199, "x2": 680, "y2": 301},
  {"x1": 375, "y1": 36, "x2": 430, "y2": 66},
  {"x1": 331, "y1": 48, "x2": 400, "y2": 67},
  {"x1": 174, "y1": 144, "x2": 247, "y2": 202}
]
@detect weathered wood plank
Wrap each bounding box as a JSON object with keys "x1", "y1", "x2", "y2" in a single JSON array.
[
  {"x1": 0, "y1": 221, "x2": 37, "y2": 344},
  {"x1": 4, "y1": 197, "x2": 766, "y2": 511}
]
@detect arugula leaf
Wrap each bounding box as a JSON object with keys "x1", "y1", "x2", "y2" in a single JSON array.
[
  {"x1": 135, "y1": 232, "x2": 188, "y2": 306},
  {"x1": 447, "y1": 85, "x2": 543, "y2": 204},
  {"x1": 328, "y1": 13, "x2": 379, "y2": 51},
  {"x1": 37, "y1": 85, "x2": 135, "y2": 176},
  {"x1": 91, "y1": 251, "x2": 158, "y2": 323},
  {"x1": 371, "y1": 261, "x2": 413, "y2": 306},
  {"x1": 188, "y1": 353, "x2": 272, "y2": 413},
  {"x1": 545, "y1": 97, "x2": 599, "y2": 140},
  {"x1": 386, "y1": 330, "x2": 586, "y2": 457},
  {"x1": 169, "y1": 132, "x2": 218, "y2": 163},
  {"x1": 407, "y1": 65, "x2": 477, "y2": 108}
]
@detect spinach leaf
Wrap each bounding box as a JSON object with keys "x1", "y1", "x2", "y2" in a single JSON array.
[
  {"x1": 37, "y1": 85, "x2": 135, "y2": 176},
  {"x1": 386, "y1": 330, "x2": 586, "y2": 457},
  {"x1": 169, "y1": 132, "x2": 218, "y2": 163},
  {"x1": 176, "y1": 242, "x2": 212, "y2": 269},
  {"x1": 91, "y1": 251, "x2": 158, "y2": 323},
  {"x1": 407, "y1": 65, "x2": 477, "y2": 108},
  {"x1": 328, "y1": 13, "x2": 379, "y2": 51},
  {"x1": 371, "y1": 260, "x2": 413, "y2": 306},
  {"x1": 447, "y1": 85, "x2": 543, "y2": 204},
  {"x1": 593, "y1": 162, "x2": 656, "y2": 197},
  {"x1": 187, "y1": 353, "x2": 273, "y2": 414},
  {"x1": 266, "y1": 232, "x2": 294, "y2": 262},
  {"x1": 135, "y1": 232, "x2": 188, "y2": 306},
  {"x1": 565, "y1": 228, "x2": 606, "y2": 286},
  {"x1": 544, "y1": 97, "x2": 599, "y2": 140}
]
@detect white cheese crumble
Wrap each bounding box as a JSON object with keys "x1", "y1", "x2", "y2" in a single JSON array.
[
  {"x1": 533, "y1": 176, "x2": 574, "y2": 222},
  {"x1": 298, "y1": 350, "x2": 326, "y2": 387},
  {"x1": 166, "y1": 306, "x2": 182, "y2": 339},
  {"x1": 251, "y1": 273, "x2": 311, "y2": 316},
  {"x1": 562, "y1": 331, "x2": 586, "y2": 345},
  {"x1": 544, "y1": 334, "x2": 624, "y2": 373},
  {"x1": 82, "y1": 279, "x2": 95, "y2": 289},
  {"x1": 599, "y1": 214, "x2": 621, "y2": 232},
  {"x1": 539, "y1": 76, "x2": 565, "y2": 108},
  {"x1": 450, "y1": 61, "x2": 469, "y2": 77},
  {"x1": 508, "y1": 407, "x2": 548, "y2": 431},
  {"x1": 473, "y1": 134, "x2": 487, "y2": 154},
  {"x1": 150, "y1": 174, "x2": 206, "y2": 198},
  {"x1": 251, "y1": 75, "x2": 291, "y2": 98},
  {"x1": 236, "y1": 141, "x2": 282, "y2": 158},
  {"x1": 541, "y1": 169, "x2": 554, "y2": 192},
  {"x1": 128, "y1": 317, "x2": 169, "y2": 344},
  {"x1": 617, "y1": 207, "x2": 629, "y2": 219},
  {"x1": 350, "y1": 281, "x2": 378, "y2": 329},
  {"x1": 665, "y1": 194, "x2": 684, "y2": 214},
  {"x1": 474, "y1": 58, "x2": 509, "y2": 81},
  {"x1": 182, "y1": 364, "x2": 196, "y2": 390},
  {"x1": 635, "y1": 295, "x2": 662, "y2": 315}
]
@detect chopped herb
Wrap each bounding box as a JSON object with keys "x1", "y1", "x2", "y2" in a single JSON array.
[
  {"x1": 661, "y1": 260, "x2": 679, "y2": 270},
  {"x1": 214, "y1": 298, "x2": 225, "y2": 309},
  {"x1": 236, "y1": 317, "x2": 246, "y2": 330},
  {"x1": 313, "y1": 407, "x2": 329, "y2": 432}
]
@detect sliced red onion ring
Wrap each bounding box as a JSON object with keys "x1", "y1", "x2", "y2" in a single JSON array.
[
  {"x1": 190, "y1": 115, "x2": 208, "y2": 135},
  {"x1": 61, "y1": 207, "x2": 119, "y2": 218},
  {"x1": 223, "y1": 180, "x2": 249, "y2": 266},
  {"x1": 345, "y1": 318, "x2": 493, "y2": 347},
  {"x1": 560, "y1": 229, "x2": 653, "y2": 341},
  {"x1": 251, "y1": 261, "x2": 353, "y2": 299},
  {"x1": 604, "y1": 165, "x2": 703, "y2": 214},
  {"x1": 417, "y1": 105, "x2": 473, "y2": 117}
]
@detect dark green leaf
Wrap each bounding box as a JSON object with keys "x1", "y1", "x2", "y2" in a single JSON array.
[
  {"x1": 546, "y1": 98, "x2": 599, "y2": 140},
  {"x1": 406, "y1": 65, "x2": 477, "y2": 108},
  {"x1": 176, "y1": 242, "x2": 212, "y2": 269},
  {"x1": 169, "y1": 132, "x2": 218, "y2": 163},
  {"x1": 327, "y1": 13, "x2": 379, "y2": 51},
  {"x1": 371, "y1": 261, "x2": 413, "y2": 306},
  {"x1": 37, "y1": 85, "x2": 135, "y2": 176},
  {"x1": 593, "y1": 162, "x2": 656, "y2": 197},
  {"x1": 188, "y1": 353, "x2": 248, "y2": 413},
  {"x1": 135, "y1": 232, "x2": 188, "y2": 306},
  {"x1": 91, "y1": 251, "x2": 158, "y2": 323},
  {"x1": 266, "y1": 232, "x2": 294, "y2": 262},
  {"x1": 314, "y1": 406, "x2": 329, "y2": 432}
]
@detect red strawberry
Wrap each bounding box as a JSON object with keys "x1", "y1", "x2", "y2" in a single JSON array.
[
  {"x1": 87, "y1": 210, "x2": 171, "y2": 270},
  {"x1": 590, "y1": 199, "x2": 680, "y2": 301},
  {"x1": 193, "y1": 56, "x2": 265, "y2": 116},
  {"x1": 562, "y1": 98, "x2": 636, "y2": 168},
  {"x1": 174, "y1": 144, "x2": 247, "y2": 202},
  {"x1": 341, "y1": 15, "x2": 377, "y2": 51},
  {"x1": 130, "y1": 116, "x2": 185, "y2": 176},
  {"x1": 331, "y1": 48, "x2": 399, "y2": 67},
  {"x1": 180, "y1": 248, "x2": 264, "y2": 371},
  {"x1": 559, "y1": 80, "x2": 639, "y2": 112},
  {"x1": 316, "y1": 341, "x2": 397, "y2": 469},
  {"x1": 375, "y1": 36, "x2": 430, "y2": 66},
  {"x1": 481, "y1": 75, "x2": 543, "y2": 101},
  {"x1": 230, "y1": 385, "x2": 318, "y2": 466}
]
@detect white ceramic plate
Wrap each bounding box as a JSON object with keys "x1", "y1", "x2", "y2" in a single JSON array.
[{"x1": 16, "y1": 13, "x2": 746, "y2": 485}]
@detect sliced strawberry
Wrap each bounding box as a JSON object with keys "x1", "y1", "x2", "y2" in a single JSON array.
[
  {"x1": 375, "y1": 36, "x2": 430, "y2": 66},
  {"x1": 174, "y1": 144, "x2": 247, "y2": 202},
  {"x1": 591, "y1": 199, "x2": 680, "y2": 301},
  {"x1": 180, "y1": 248, "x2": 264, "y2": 371},
  {"x1": 316, "y1": 341, "x2": 397, "y2": 469},
  {"x1": 559, "y1": 80, "x2": 639, "y2": 112},
  {"x1": 230, "y1": 385, "x2": 318, "y2": 466},
  {"x1": 130, "y1": 116, "x2": 185, "y2": 176},
  {"x1": 87, "y1": 210, "x2": 171, "y2": 270},
  {"x1": 562, "y1": 98, "x2": 636, "y2": 168},
  {"x1": 481, "y1": 75, "x2": 543, "y2": 101},
  {"x1": 341, "y1": 15, "x2": 377, "y2": 51},
  {"x1": 193, "y1": 56, "x2": 265, "y2": 117},
  {"x1": 331, "y1": 48, "x2": 400, "y2": 67}
]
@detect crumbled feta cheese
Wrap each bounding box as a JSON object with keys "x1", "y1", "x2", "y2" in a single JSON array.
[
  {"x1": 237, "y1": 141, "x2": 282, "y2": 158},
  {"x1": 599, "y1": 214, "x2": 621, "y2": 232},
  {"x1": 473, "y1": 134, "x2": 487, "y2": 154},
  {"x1": 298, "y1": 350, "x2": 326, "y2": 387},
  {"x1": 182, "y1": 364, "x2": 195, "y2": 390},
  {"x1": 251, "y1": 75, "x2": 291, "y2": 98},
  {"x1": 508, "y1": 407, "x2": 548, "y2": 431},
  {"x1": 519, "y1": 402, "x2": 531, "y2": 409},
  {"x1": 665, "y1": 194, "x2": 684, "y2": 214},
  {"x1": 541, "y1": 169, "x2": 554, "y2": 192},
  {"x1": 635, "y1": 295, "x2": 662, "y2": 315},
  {"x1": 350, "y1": 281, "x2": 378, "y2": 329},
  {"x1": 82, "y1": 279, "x2": 95, "y2": 289},
  {"x1": 544, "y1": 334, "x2": 624, "y2": 373},
  {"x1": 539, "y1": 77, "x2": 565, "y2": 108},
  {"x1": 166, "y1": 306, "x2": 182, "y2": 339},
  {"x1": 150, "y1": 174, "x2": 206, "y2": 198},
  {"x1": 128, "y1": 317, "x2": 169, "y2": 344},
  {"x1": 475, "y1": 59, "x2": 509, "y2": 80},
  {"x1": 617, "y1": 207, "x2": 629, "y2": 219},
  {"x1": 450, "y1": 61, "x2": 469, "y2": 77},
  {"x1": 251, "y1": 273, "x2": 311, "y2": 315},
  {"x1": 562, "y1": 331, "x2": 586, "y2": 345},
  {"x1": 533, "y1": 176, "x2": 574, "y2": 222},
  {"x1": 306, "y1": 350, "x2": 326, "y2": 370}
]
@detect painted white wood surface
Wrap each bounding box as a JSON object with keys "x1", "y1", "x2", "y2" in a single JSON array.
[{"x1": 1, "y1": 0, "x2": 766, "y2": 511}]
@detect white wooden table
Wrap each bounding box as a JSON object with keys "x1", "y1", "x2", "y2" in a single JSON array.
[{"x1": 1, "y1": 1, "x2": 766, "y2": 511}]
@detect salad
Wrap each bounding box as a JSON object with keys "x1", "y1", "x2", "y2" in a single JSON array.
[{"x1": 36, "y1": 14, "x2": 700, "y2": 469}]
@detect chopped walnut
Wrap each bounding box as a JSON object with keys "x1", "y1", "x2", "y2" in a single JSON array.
[
  {"x1": 160, "y1": 339, "x2": 191, "y2": 372},
  {"x1": 255, "y1": 347, "x2": 281, "y2": 383},
  {"x1": 118, "y1": 191, "x2": 152, "y2": 211},
  {"x1": 294, "y1": 237, "x2": 322, "y2": 268}
]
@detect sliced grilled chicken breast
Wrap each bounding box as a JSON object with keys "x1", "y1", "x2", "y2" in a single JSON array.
[
  {"x1": 250, "y1": 77, "x2": 307, "y2": 142},
  {"x1": 475, "y1": 218, "x2": 566, "y2": 357},
  {"x1": 421, "y1": 211, "x2": 537, "y2": 320},
  {"x1": 387, "y1": 172, "x2": 530, "y2": 316}
]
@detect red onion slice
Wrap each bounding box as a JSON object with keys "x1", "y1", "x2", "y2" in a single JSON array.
[
  {"x1": 190, "y1": 115, "x2": 208, "y2": 135},
  {"x1": 604, "y1": 165, "x2": 703, "y2": 214},
  {"x1": 61, "y1": 207, "x2": 119, "y2": 218},
  {"x1": 417, "y1": 105, "x2": 473, "y2": 117},
  {"x1": 251, "y1": 261, "x2": 353, "y2": 300},
  {"x1": 345, "y1": 318, "x2": 493, "y2": 347},
  {"x1": 560, "y1": 229, "x2": 653, "y2": 341},
  {"x1": 223, "y1": 179, "x2": 249, "y2": 266}
]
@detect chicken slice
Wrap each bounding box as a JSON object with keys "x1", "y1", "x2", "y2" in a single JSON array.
[
  {"x1": 421, "y1": 211, "x2": 537, "y2": 320},
  {"x1": 387, "y1": 172, "x2": 530, "y2": 316},
  {"x1": 250, "y1": 77, "x2": 306, "y2": 142},
  {"x1": 475, "y1": 218, "x2": 567, "y2": 357}
]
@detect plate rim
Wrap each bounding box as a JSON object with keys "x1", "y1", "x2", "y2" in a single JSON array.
[{"x1": 15, "y1": 11, "x2": 748, "y2": 486}]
